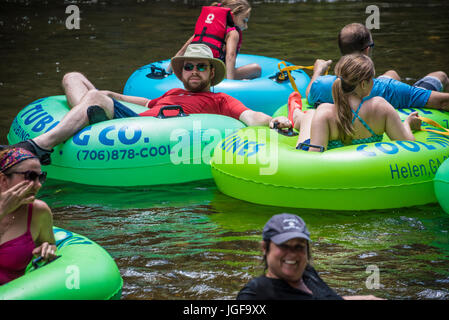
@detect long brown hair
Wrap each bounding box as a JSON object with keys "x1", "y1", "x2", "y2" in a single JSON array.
[{"x1": 332, "y1": 54, "x2": 375, "y2": 144}]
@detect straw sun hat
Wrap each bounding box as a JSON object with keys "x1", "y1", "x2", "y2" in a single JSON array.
[{"x1": 171, "y1": 44, "x2": 226, "y2": 87}]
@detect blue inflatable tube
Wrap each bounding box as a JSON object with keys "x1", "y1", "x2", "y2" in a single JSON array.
[{"x1": 124, "y1": 54, "x2": 310, "y2": 116}]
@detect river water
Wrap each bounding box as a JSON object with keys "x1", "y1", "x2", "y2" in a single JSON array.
[{"x1": 1, "y1": 0, "x2": 449, "y2": 300}]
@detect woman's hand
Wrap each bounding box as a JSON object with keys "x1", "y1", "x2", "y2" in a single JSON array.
[
  {"x1": 33, "y1": 242, "x2": 57, "y2": 260},
  {"x1": 405, "y1": 111, "x2": 422, "y2": 131},
  {"x1": 0, "y1": 181, "x2": 34, "y2": 216}
]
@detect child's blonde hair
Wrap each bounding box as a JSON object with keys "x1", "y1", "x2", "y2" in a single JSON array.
[{"x1": 212, "y1": 0, "x2": 251, "y2": 16}]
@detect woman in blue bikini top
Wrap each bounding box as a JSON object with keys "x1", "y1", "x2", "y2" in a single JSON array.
[
  {"x1": 326, "y1": 100, "x2": 383, "y2": 150},
  {"x1": 296, "y1": 54, "x2": 421, "y2": 152}
]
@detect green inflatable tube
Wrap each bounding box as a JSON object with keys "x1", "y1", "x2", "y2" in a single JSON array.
[
  {"x1": 7, "y1": 96, "x2": 245, "y2": 186},
  {"x1": 0, "y1": 227, "x2": 122, "y2": 300},
  {"x1": 434, "y1": 158, "x2": 449, "y2": 214},
  {"x1": 210, "y1": 106, "x2": 449, "y2": 211}
]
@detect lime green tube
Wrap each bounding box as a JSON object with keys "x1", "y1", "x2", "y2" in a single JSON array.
[
  {"x1": 210, "y1": 109, "x2": 449, "y2": 210},
  {"x1": 7, "y1": 96, "x2": 245, "y2": 186},
  {"x1": 0, "y1": 227, "x2": 122, "y2": 300},
  {"x1": 434, "y1": 158, "x2": 449, "y2": 214}
]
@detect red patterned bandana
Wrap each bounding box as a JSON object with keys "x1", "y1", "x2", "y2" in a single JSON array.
[{"x1": 0, "y1": 148, "x2": 37, "y2": 172}]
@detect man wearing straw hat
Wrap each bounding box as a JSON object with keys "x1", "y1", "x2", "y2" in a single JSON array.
[{"x1": 5, "y1": 44, "x2": 290, "y2": 165}]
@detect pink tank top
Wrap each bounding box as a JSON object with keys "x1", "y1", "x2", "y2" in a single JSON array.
[{"x1": 0, "y1": 204, "x2": 35, "y2": 285}]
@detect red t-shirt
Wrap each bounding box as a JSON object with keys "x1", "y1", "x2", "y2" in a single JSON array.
[{"x1": 139, "y1": 88, "x2": 249, "y2": 120}]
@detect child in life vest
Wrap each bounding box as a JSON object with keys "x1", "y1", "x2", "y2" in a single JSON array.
[{"x1": 168, "y1": 0, "x2": 261, "y2": 80}]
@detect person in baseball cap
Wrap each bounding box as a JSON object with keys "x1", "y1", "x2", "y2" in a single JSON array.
[
  {"x1": 262, "y1": 213, "x2": 311, "y2": 245},
  {"x1": 237, "y1": 213, "x2": 384, "y2": 300}
]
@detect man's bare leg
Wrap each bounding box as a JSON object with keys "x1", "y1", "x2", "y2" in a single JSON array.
[
  {"x1": 425, "y1": 91, "x2": 449, "y2": 111},
  {"x1": 62, "y1": 72, "x2": 97, "y2": 108},
  {"x1": 426, "y1": 71, "x2": 449, "y2": 92},
  {"x1": 33, "y1": 89, "x2": 115, "y2": 150},
  {"x1": 380, "y1": 70, "x2": 400, "y2": 81}
]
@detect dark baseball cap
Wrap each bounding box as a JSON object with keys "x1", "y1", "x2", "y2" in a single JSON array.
[{"x1": 262, "y1": 213, "x2": 311, "y2": 244}]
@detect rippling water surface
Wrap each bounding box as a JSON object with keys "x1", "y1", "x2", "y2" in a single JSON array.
[{"x1": 1, "y1": 0, "x2": 449, "y2": 300}]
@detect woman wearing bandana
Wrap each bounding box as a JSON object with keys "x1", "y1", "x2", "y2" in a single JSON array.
[{"x1": 0, "y1": 147, "x2": 56, "y2": 285}]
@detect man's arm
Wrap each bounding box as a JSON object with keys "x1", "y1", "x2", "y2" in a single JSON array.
[
  {"x1": 222, "y1": 93, "x2": 291, "y2": 128},
  {"x1": 305, "y1": 59, "x2": 333, "y2": 100},
  {"x1": 100, "y1": 90, "x2": 150, "y2": 107},
  {"x1": 239, "y1": 110, "x2": 291, "y2": 128}
]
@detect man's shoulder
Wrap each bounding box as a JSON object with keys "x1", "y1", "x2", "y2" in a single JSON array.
[
  {"x1": 372, "y1": 77, "x2": 417, "y2": 100},
  {"x1": 205, "y1": 91, "x2": 230, "y2": 97},
  {"x1": 162, "y1": 88, "x2": 220, "y2": 99},
  {"x1": 313, "y1": 74, "x2": 337, "y2": 86},
  {"x1": 173, "y1": 89, "x2": 227, "y2": 98},
  {"x1": 207, "y1": 91, "x2": 241, "y2": 104},
  {"x1": 373, "y1": 77, "x2": 409, "y2": 89},
  {"x1": 309, "y1": 75, "x2": 337, "y2": 105}
]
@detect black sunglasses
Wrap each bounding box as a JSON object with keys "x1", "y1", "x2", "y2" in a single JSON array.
[
  {"x1": 183, "y1": 63, "x2": 210, "y2": 72},
  {"x1": 6, "y1": 170, "x2": 47, "y2": 184}
]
